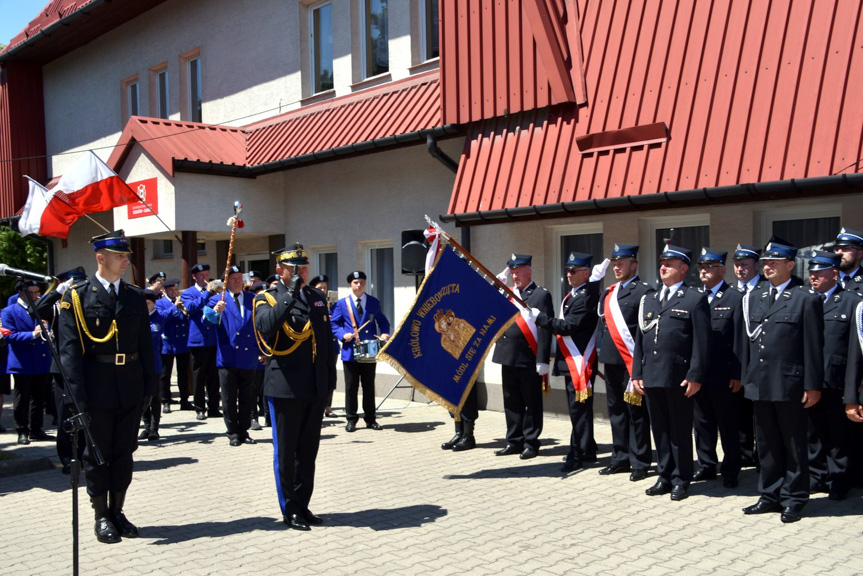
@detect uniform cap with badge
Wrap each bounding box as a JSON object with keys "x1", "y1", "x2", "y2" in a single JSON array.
[
  {"x1": 162, "y1": 278, "x2": 180, "y2": 288},
  {"x1": 807, "y1": 250, "x2": 840, "y2": 271},
  {"x1": 697, "y1": 248, "x2": 727, "y2": 265},
  {"x1": 610, "y1": 243, "x2": 639, "y2": 260},
  {"x1": 190, "y1": 263, "x2": 210, "y2": 275},
  {"x1": 90, "y1": 230, "x2": 132, "y2": 254},
  {"x1": 733, "y1": 244, "x2": 762, "y2": 261},
  {"x1": 148, "y1": 271, "x2": 166, "y2": 284},
  {"x1": 346, "y1": 270, "x2": 366, "y2": 283},
  {"x1": 760, "y1": 242, "x2": 798, "y2": 261},
  {"x1": 564, "y1": 252, "x2": 593, "y2": 270},
  {"x1": 834, "y1": 227, "x2": 863, "y2": 248},
  {"x1": 56, "y1": 266, "x2": 87, "y2": 282},
  {"x1": 274, "y1": 243, "x2": 309, "y2": 266},
  {"x1": 659, "y1": 245, "x2": 692, "y2": 266},
  {"x1": 507, "y1": 253, "x2": 532, "y2": 269}
]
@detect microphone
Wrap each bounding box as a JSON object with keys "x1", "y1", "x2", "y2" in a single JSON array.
[{"x1": 0, "y1": 264, "x2": 54, "y2": 284}]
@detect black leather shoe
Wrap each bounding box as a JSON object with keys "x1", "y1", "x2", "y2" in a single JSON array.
[
  {"x1": 723, "y1": 477, "x2": 739, "y2": 488},
  {"x1": 693, "y1": 468, "x2": 717, "y2": 481},
  {"x1": 598, "y1": 463, "x2": 631, "y2": 476},
  {"x1": 645, "y1": 481, "x2": 671, "y2": 496},
  {"x1": 742, "y1": 500, "x2": 782, "y2": 515},
  {"x1": 367, "y1": 422, "x2": 383, "y2": 430},
  {"x1": 196, "y1": 411, "x2": 207, "y2": 421},
  {"x1": 809, "y1": 481, "x2": 829, "y2": 494},
  {"x1": 94, "y1": 516, "x2": 121, "y2": 544},
  {"x1": 780, "y1": 506, "x2": 802, "y2": 523},
  {"x1": 561, "y1": 460, "x2": 582, "y2": 473},
  {"x1": 250, "y1": 420, "x2": 263, "y2": 431},
  {"x1": 17, "y1": 434, "x2": 30, "y2": 445},
  {"x1": 303, "y1": 510, "x2": 324, "y2": 526},
  {"x1": 180, "y1": 401, "x2": 194, "y2": 411},
  {"x1": 828, "y1": 484, "x2": 850, "y2": 501},
  {"x1": 670, "y1": 485, "x2": 688, "y2": 501},
  {"x1": 495, "y1": 444, "x2": 523, "y2": 456},
  {"x1": 112, "y1": 511, "x2": 140, "y2": 538},
  {"x1": 284, "y1": 513, "x2": 311, "y2": 531},
  {"x1": 208, "y1": 410, "x2": 223, "y2": 419},
  {"x1": 519, "y1": 446, "x2": 538, "y2": 460},
  {"x1": 29, "y1": 429, "x2": 53, "y2": 441},
  {"x1": 138, "y1": 429, "x2": 150, "y2": 440},
  {"x1": 630, "y1": 469, "x2": 648, "y2": 482},
  {"x1": 230, "y1": 438, "x2": 241, "y2": 447},
  {"x1": 147, "y1": 431, "x2": 160, "y2": 442},
  {"x1": 162, "y1": 404, "x2": 171, "y2": 414},
  {"x1": 243, "y1": 437, "x2": 256, "y2": 445},
  {"x1": 346, "y1": 421, "x2": 357, "y2": 433}
]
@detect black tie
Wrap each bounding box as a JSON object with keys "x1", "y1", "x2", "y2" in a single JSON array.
[
  {"x1": 108, "y1": 283, "x2": 117, "y2": 307},
  {"x1": 356, "y1": 297, "x2": 363, "y2": 317},
  {"x1": 770, "y1": 288, "x2": 777, "y2": 305},
  {"x1": 233, "y1": 292, "x2": 242, "y2": 318}
]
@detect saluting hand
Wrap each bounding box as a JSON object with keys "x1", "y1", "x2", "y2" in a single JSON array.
[{"x1": 681, "y1": 379, "x2": 701, "y2": 397}]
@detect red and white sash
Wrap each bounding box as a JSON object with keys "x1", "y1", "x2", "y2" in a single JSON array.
[
  {"x1": 556, "y1": 292, "x2": 596, "y2": 402},
  {"x1": 510, "y1": 296, "x2": 549, "y2": 393},
  {"x1": 603, "y1": 282, "x2": 642, "y2": 406}
]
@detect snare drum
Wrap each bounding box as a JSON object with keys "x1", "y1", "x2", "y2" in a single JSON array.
[{"x1": 354, "y1": 339, "x2": 380, "y2": 363}]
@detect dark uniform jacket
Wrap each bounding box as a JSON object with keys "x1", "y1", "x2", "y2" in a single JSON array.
[
  {"x1": 632, "y1": 284, "x2": 711, "y2": 388},
  {"x1": 741, "y1": 284, "x2": 824, "y2": 402},
  {"x1": 821, "y1": 287, "x2": 862, "y2": 390},
  {"x1": 701, "y1": 281, "x2": 744, "y2": 388},
  {"x1": 253, "y1": 281, "x2": 336, "y2": 400},
  {"x1": 845, "y1": 300, "x2": 863, "y2": 404},
  {"x1": 58, "y1": 280, "x2": 157, "y2": 411},
  {"x1": 840, "y1": 267, "x2": 863, "y2": 292},
  {"x1": 535, "y1": 281, "x2": 599, "y2": 377},
  {"x1": 598, "y1": 276, "x2": 655, "y2": 366},
  {"x1": 492, "y1": 282, "x2": 553, "y2": 367}
]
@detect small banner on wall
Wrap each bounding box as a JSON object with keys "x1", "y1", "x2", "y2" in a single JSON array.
[{"x1": 127, "y1": 178, "x2": 158, "y2": 219}]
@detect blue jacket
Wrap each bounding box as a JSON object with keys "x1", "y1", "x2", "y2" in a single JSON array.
[
  {"x1": 204, "y1": 291, "x2": 259, "y2": 370},
  {"x1": 1, "y1": 298, "x2": 51, "y2": 374},
  {"x1": 156, "y1": 296, "x2": 189, "y2": 354},
  {"x1": 148, "y1": 308, "x2": 168, "y2": 374},
  {"x1": 181, "y1": 285, "x2": 217, "y2": 347},
  {"x1": 331, "y1": 294, "x2": 390, "y2": 362}
]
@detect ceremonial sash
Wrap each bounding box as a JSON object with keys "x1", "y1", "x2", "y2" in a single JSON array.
[
  {"x1": 556, "y1": 294, "x2": 596, "y2": 402},
  {"x1": 604, "y1": 283, "x2": 642, "y2": 406},
  {"x1": 510, "y1": 296, "x2": 549, "y2": 393}
]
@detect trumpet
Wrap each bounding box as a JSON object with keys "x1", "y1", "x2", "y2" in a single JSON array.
[{"x1": 174, "y1": 295, "x2": 189, "y2": 316}]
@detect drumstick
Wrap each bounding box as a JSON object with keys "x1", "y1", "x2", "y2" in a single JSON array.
[{"x1": 357, "y1": 319, "x2": 372, "y2": 332}]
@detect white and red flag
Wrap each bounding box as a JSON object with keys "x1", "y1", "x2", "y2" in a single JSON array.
[{"x1": 19, "y1": 151, "x2": 140, "y2": 238}]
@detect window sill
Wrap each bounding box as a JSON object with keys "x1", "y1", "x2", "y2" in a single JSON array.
[
  {"x1": 350, "y1": 72, "x2": 392, "y2": 93},
  {"x1": 408, "y1": 58, "x2": 439, "y2": 75},
  {"x1": 301, "y1": 89, "x2": 336, "y2": 107}
]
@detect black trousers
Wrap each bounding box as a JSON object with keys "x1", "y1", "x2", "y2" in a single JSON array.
[
  {"x1": 754, "y1": 399, "x2": 809, "y2": 509},
  {"x1": 160, "y1": 351, "x2": 190, "y2": 404},
  {"x1": 268, "y1": 396, "x2": 325, "y2": 516},
  {"x1": 12, "y1": 373, "x2": 50, "y2": 435},
  {"x1": 645, "y1": 386, "x2": 695, "y2": 487},
  {"x1": 693, "y1": 381, "x2": 742, "y2": 480},
  {"x1": 344, "y1": 361, "x2": 377, "y2": 424},
  {"x1": 739, "y1": 395, "x2": 758, "y2": 465},
  {"x1": 53, "y1": 374, "x2": 84, "y2": 464},
  {"x1": 190, "y1": 346, "x2": 220, "y2": 413},
  {"x1": 141, "y1": 393, "x2": 161, "y2": 432},
  {"x1": 219, "y1": 367, "x2": 255, "y2": 441},
  {"x1": 501, "y1": 365, "x2": 544, "y2": 450},
  {"x1": 450, "y1": 384, "x2": 479, "y2": 422},
  {"x1": 604, "y1": 363, "x2": 651, "y2": 471},
  {"x1": 252, "y1": 368, "x2": 266, "y2": 421},
  {"x1": 807, "y1": 387, "x2": 852, "y2": 489},
  {"x1": 83, "y1": 403, "x2": 141, "y2": 497},
  {"x1": 564, "y1": 376, "x2": 596, "y2": 462}
]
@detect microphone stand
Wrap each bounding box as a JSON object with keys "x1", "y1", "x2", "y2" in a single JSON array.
[{"x1": 22, "y1": 280, "x2": 103, "y2": 576}]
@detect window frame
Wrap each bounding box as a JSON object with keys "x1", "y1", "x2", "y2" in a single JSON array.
[
  {"x1": 310, "y1": 0, "x2": 335, "y2": 94},
  {"x1": 639, "y1": 214, "x2": 711, "y2": 286},
  {"x1": 364, "y1": 240, "x2": 394, "y2": 326},
  {"x1": 419, "y1": 0, "x2": 439, "y2": 62},
  {"x1": 361, "y1": 0, "x2": 389, "y2": 79},
  {"x1": 121, "y1": 75, "x2": 139, "y2": 124},
  {"x1": 180, "y1": 49, "x2": 203, "y2": 123}
]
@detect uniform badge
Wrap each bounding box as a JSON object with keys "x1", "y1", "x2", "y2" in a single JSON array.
[
  {"x1": 60, "y1": 301, "x2": 71, "y2": 309},
  {"x1": 677, "y1": 290, "x2": 684, "y2": 297},
  {"x1": 716, "y1": 291, "x2": 723, "y2": 299},
  {"x1": 96, "y1": 318, "x2": 100, "y2": 327},
  {"x1": 782, "y1": 291, "x2": 791, "y2": 299},
  {"x1": 647, "y1": 312, "x2": 653, "y2": 319},
  {"x1": 613, "y1": 243, "x2": 620, "y2": 251}
]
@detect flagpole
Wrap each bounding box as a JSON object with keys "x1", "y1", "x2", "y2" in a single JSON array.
[
  {"x1": 131, "y1": 196, "x2": 184, "y2": 247},
  {"x1": 425, "y1": 215, "x2": 527, "y2": 308}
]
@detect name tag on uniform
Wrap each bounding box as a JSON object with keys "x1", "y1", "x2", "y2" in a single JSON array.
[
  {"x1": 714, "y1": 306, "x2": 731, "y2": 311},
  {"x1": 671, "y1": 308, "x2": 689, "y2": 314}
]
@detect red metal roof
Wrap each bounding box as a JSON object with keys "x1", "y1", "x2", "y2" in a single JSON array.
[
  {"x1": 447, "y1": 0, "x2": 863, "y2": 218},
  {"x1": 439, "y1": 0, "x2": 587, "y2": 125}
]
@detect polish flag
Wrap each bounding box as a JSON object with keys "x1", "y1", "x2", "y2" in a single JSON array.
[{"x1": 19, "y1": 151, "x2": 140, "y2": 239}]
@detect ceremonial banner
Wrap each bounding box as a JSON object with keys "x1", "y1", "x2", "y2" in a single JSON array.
[{"x1": 378, "y1": 246, "x2": 518, "y2": 413}]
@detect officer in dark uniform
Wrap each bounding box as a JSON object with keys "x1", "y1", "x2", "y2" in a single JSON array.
[
  {"x1": 597, "y1": 243, "x2": 654, "y2": 481},
  {"x1": 492, "y1": 254, "x2": 553, "y2": 460},
  {"x1": 834, "y1": 227, "x2": 863, "y2": 291},
  {"x1": 253, "y1": 244, "x2": 336, "y2": 531},
  {"x1": 845, "y1": 301, "x2": 863, "y2": 424},
  {"x1": 693, "y1": 248, "x2": 744, "y2": 488},
  {"x1": 805, "y1": 250, "x2": 860, "y2": 500},
  {"x1": 181, "y1": 263, "x2": 221, "y2": 420},
  {"x1": 534, "y1": 252, "x2": 605, "y2": 472},
  {"x1": 632, "y1": 245, "x2": 710, "y2": 502},
  {"x1": 740, "y1": 241, "x2": 823, "y2": 523},
  {"x1": 157, "y1": 278, "x2": 191, "y2": 412},
  {"x1": 58, "y1": 230, "x2": 156, "y2": 543}
]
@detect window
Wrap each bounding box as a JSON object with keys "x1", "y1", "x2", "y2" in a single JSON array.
[
  {"x1": 122, "y1": 76, "x2": 139, "y2": 122},
  {"x1": 180, "y1": 50, "x2": 203, "y2": 122},
  {"x1": 420, "y1": 0, "x2": 439, "y2": 61},
  {"x1": 641, "y1": 215, "x2": 710, "y2": 287},
  {"x1": 760, "y1": 204, "x2": 842, "y2": 283},
  {"x1": 367, "y1": 244, "x2": 394, "y2": 326},
  {"x1": 311, "y1": 1, "x2": 334, "y2": 93},
  {"x1": 189, "y1": 57, "x2": 202, "y2": 122},
  {"x1": 317, "y1": 250, "x2": 338, "y2": 288},
  {"x1": 653, "y1": 225, "x2": 710, "y2": 287},
  {"x1": 197, "y1": 238, "x2": 207, "y2": 255},
  {"x1": 153, "y1": 239, "x2": 173, "y2": 259},
  {"x1": 552, "y1": 223, "x2": 603, "y2": 303},
  {"x1": 157, "y1": 70, "x2": 169, "y2": 119},
  {"x1": 363, "y1": 0, "x2": 389, "y2": 78}
]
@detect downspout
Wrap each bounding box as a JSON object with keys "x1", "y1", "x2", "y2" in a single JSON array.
[{"x1": 427, "y1": 134, "x2": 459, "y2": 174}]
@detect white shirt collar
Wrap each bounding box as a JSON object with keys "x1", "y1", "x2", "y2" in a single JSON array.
[
  {"x1": 661, "y1": 280, "x2": 684, "y2": 298},
  {"x1": 94, "y1": 273, "x2": 120, "y2": 294},
  {"x1": 770, "y1": 277, "x2": 793, "y2": 297}
]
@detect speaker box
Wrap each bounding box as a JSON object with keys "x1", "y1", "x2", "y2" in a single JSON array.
[{"x1": 401, "y1": 230, "x2": 429, "y2": 275}]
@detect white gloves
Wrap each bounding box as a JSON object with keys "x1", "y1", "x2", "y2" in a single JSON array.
[
  {"x1": 496, "y1": 266, "x2": 511, "y2": 283},
  {"x1": 530, "y1": 307, "x2": 540, "y2": 320},
  {"x1": 57, "y1": 279, "x2": 75, "y2": 295},
  {"x1": 590, "y1": 258, "x2": 611, "y2": 282},
  {"x1": 536, "y1": 363, "x2": 549, "y2": 376}
]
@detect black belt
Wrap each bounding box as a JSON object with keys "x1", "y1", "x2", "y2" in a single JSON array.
[{"x1": 91, "y1": 353, "x2": 138, "y2": 365}]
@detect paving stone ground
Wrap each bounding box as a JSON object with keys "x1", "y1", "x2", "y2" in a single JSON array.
[{"x1": 0, "y1": 391, "x2": 861, "y2": 576}]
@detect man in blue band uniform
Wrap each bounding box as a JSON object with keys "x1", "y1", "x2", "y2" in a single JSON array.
[
  {"x1": 597, "y1": 243, "x2": 654, "y2": 481},
  {"x1": 204, "y1": 265, "x2": 260, "y2": 446},
  {"x1": 331, "y1": 270, "x2": 391, "y2": 432},
  {"x1": 834, "y1": 227, "x2": 863, "y2": 291},
  {"x1": 182, "y1": 263, "x2": 221, "y2": 420},
  {"x1": 254, "y1": 244, "x2": 336, "y2": 531},
  {"x1": 740, "y1": 241, "x2": 823, "y2": 523},
  {"x1": 492, "y1": 254, "x2": 553, "y2": 460},
  {"x1": 693, "y1": 248, "x2": 744, "y2": 488},
  {"x1": 534, "y1": 252, "x2": 605, "y2": 472},
  {"x1": 140, "y1": 289, "x2": 167, "y2": 441},
  {"x1": 632, "y1": 245, "x2": 711, "y2": 502},
  {"x1": 805, "y1": 250, "x2": 860, "y2": 501},
  {"x1": 58, "y1": 230, "x2": 156, "y2": 543},
  {"x1": 157, "y1": 278, "x2": 191, "y2": 412}
]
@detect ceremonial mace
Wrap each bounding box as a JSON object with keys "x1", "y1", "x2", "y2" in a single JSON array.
[{"x1": 219, "y1": 201, "x2": 243, "y2": 321}]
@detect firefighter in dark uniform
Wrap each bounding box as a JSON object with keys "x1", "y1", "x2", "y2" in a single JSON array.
[
  {"x1": 693, "y1": 248, "x2": 744, "y2": 488},
  {"x1": 491, "y1": 254, "x2": 554, "y2": 460},
  {"x1": 740, "y1": 241, "x2": 823, "y2": 523},
  {"x1": 632, "y1": 245, "x2": 711, "y2": 502},
  {"x1": 806, "y1": 250, "x2": 860, "y2": 500},
  {"x1": 834, "y1": 227, "x2": 863, "y2": 291},
  {"x1": 845, "y1": 300, "x2": 863, "y2": 427},
  {"x1": 58, "y1": 230, "x2": 156, "y2": 543},
  {"x1": 253, "y1": 244, "x2": 336, "y2": 531},
  {"x1": 596, "y1": 243, "x2": 654, "y2": 481},
  {"x1": 534, "y1": 252, "x2": 606, "y2": 472}
]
